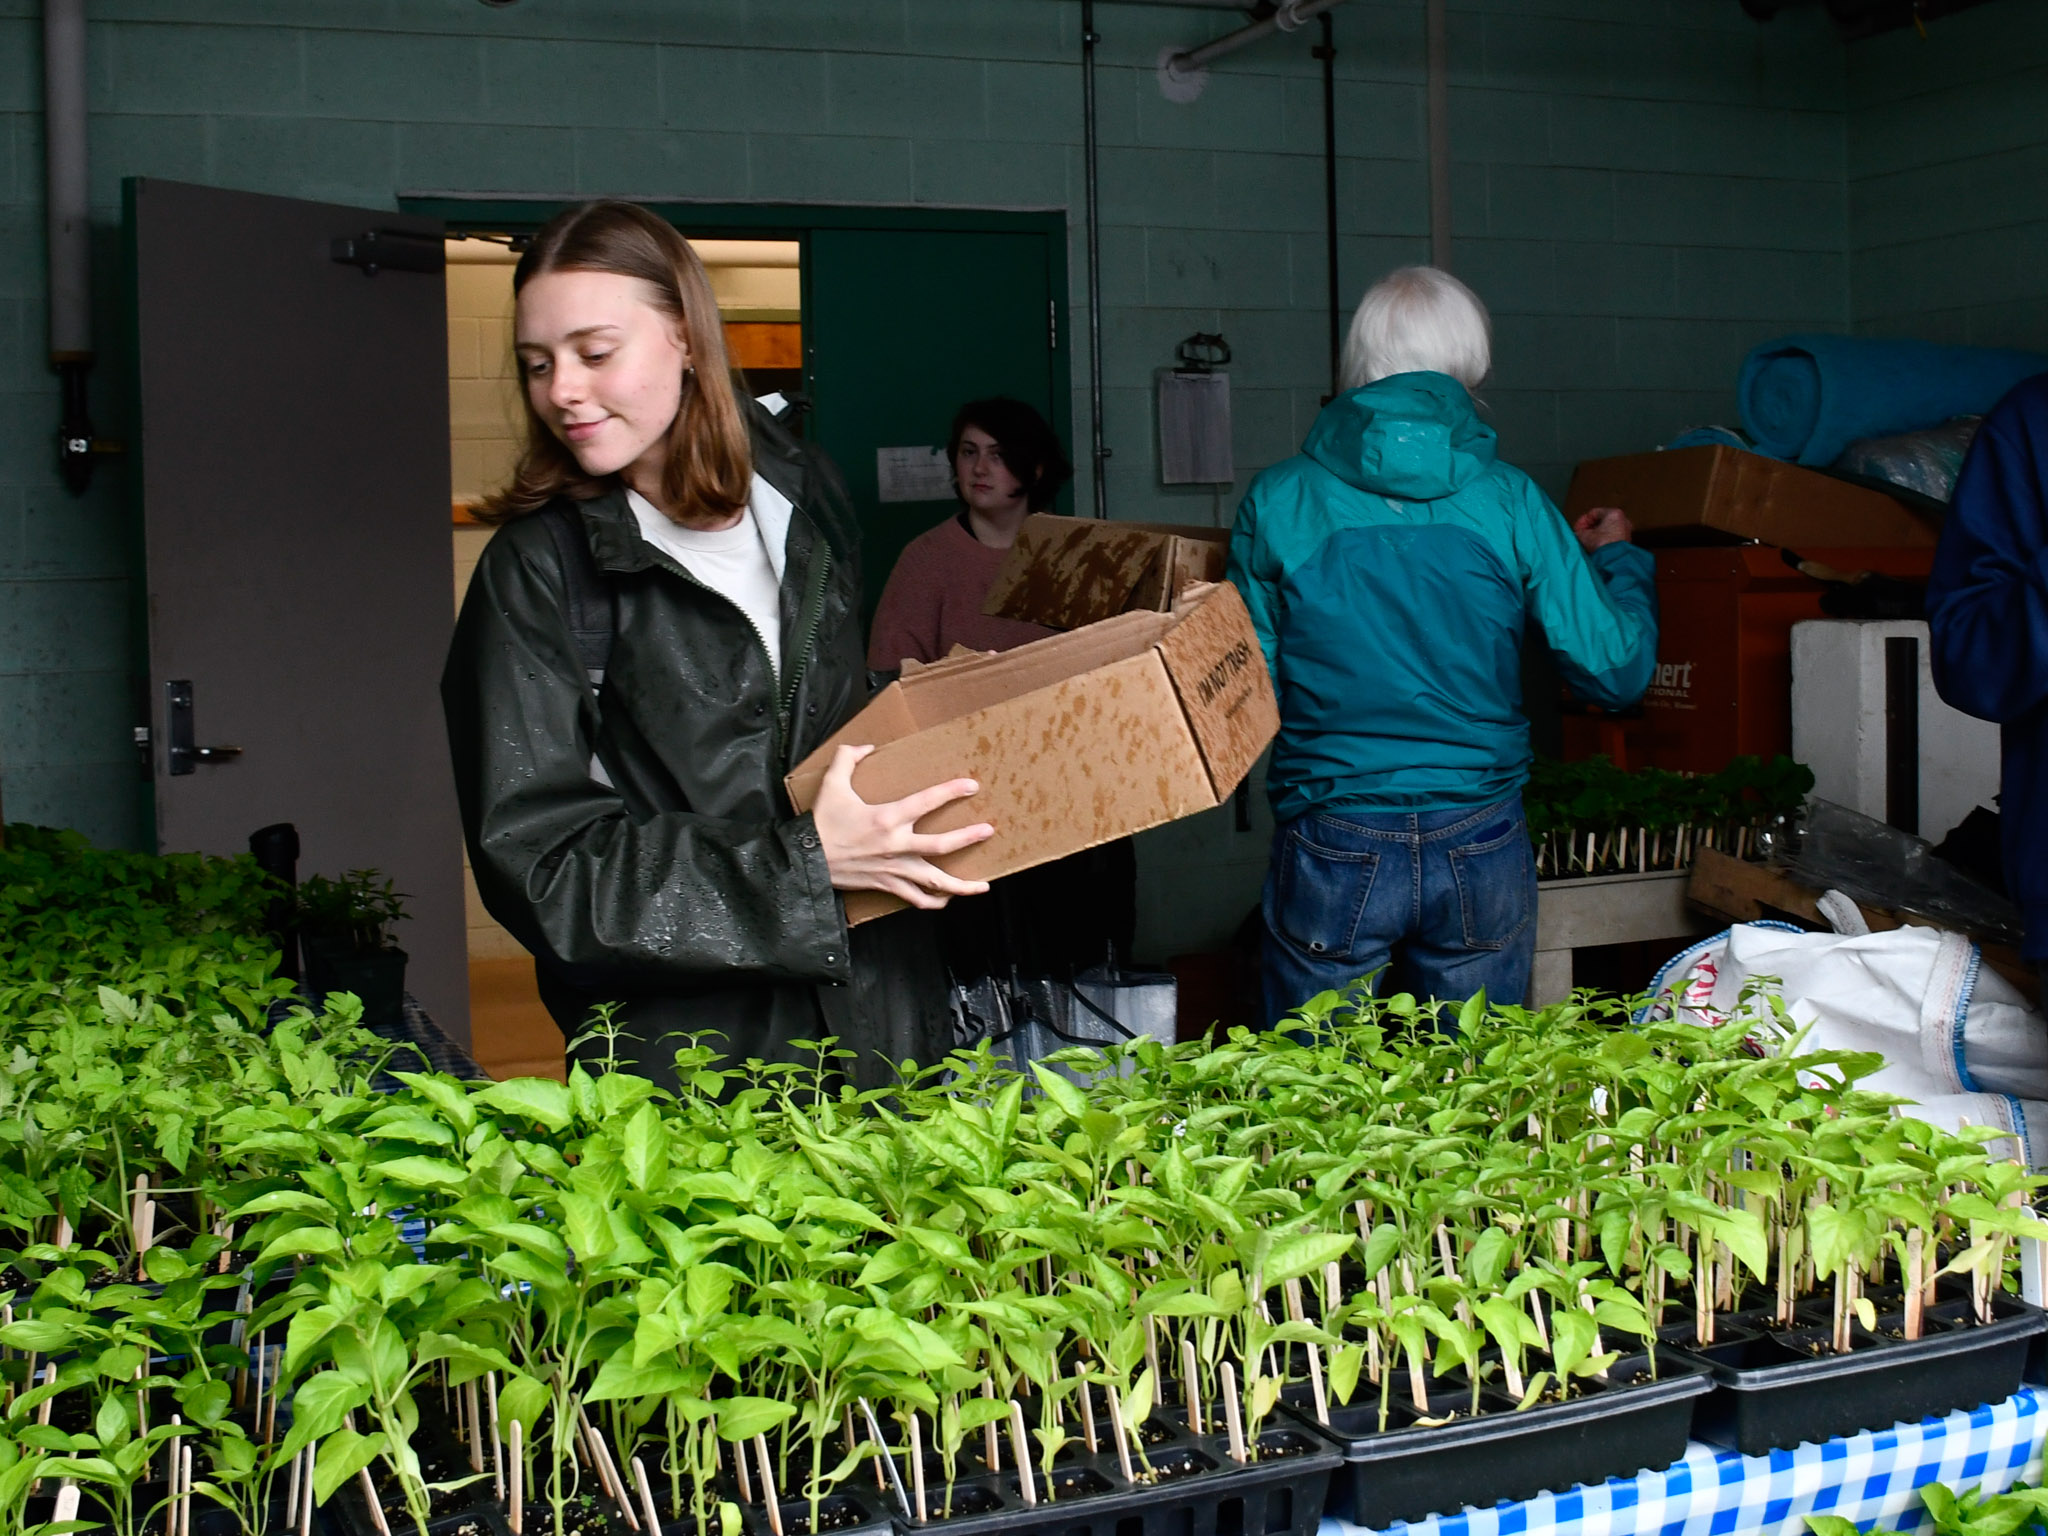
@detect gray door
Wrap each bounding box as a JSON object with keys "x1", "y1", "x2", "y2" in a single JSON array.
[{"x1": 128, "y1": 179, "x2": 468, "y2": 1040}]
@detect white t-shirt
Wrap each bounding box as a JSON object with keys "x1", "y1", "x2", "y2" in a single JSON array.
[{"x1": 626, "y1": 481, "x2": 786, "y2": 678}]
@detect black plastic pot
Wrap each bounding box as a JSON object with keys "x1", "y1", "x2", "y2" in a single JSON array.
[
  {"x1": 738, "y1": 1488, "x2": 893, "y2": 1536},
  {"x1": 1666, "y1": 1293, "x2": 2048, "y2": 1455},
  {"x1": 882, "y1": 1413, "x2": 1339, "y2": 1536},
  {"x1": 303, "y1": 937, "x2": 408, "y2": 1030},
  {"x1": 1282, "y1": 1352, "x2": 1712, "y2": 1529}
]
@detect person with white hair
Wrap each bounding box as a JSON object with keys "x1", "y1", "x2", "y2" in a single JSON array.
[{"x1": 1228, "y1": 265, "x2": 1657, "y2": 1023}]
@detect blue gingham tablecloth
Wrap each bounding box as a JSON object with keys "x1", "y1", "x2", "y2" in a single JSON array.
[{"x1": 1323, "y1": 1389, "x2": 2046, "y2": 1536}]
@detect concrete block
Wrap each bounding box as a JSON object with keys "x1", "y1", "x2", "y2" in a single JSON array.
[
  {"x1": 1486, "y1": 164, "x2": 1613, "y2": 243},
  {"x1": 1452, "y1": 237, "x2": 1558, "y2": 319},
  {"x1": 1098, "y1": 145, "x2": 1214, "y2": 230},
  {"x1": 0, "y1": 487, "x2": 21, "y2": 576},
  {"x1": 0, "y1": 19, "x2": 34, "y2": 112},
  {"x1": 1212, "y1": 150, "x2": 1321, "y2": 235},
  {"x1": 483, "y1": 37, "x2": 658, "y2": 128},
  {"x1": 1792, "y1": 619, "x2": 2001, "y2": 847},
  {"x1": 1670, "y1": 245, "x2": 1847, "y2": 327},
  {"x1": 1093, "y1": 225, "x2": 1149, "y2": 309},
  {"x1": 741, "y1": 0, "x2": 908, "y2": 54},
  {"x1": 1613, "y1": 171, "x2": 1844, "y2": 252},
  {"x1": 0, "y1": 575, "x2": 128, "y2": 674},
  {"x1": 398, "y1": 122, "x2": 575, "y2": 195},
  {"x1": 911, "y1": 137, "x2": 1068, "y2": 211},
  {"x1": 87, "y1": 114, "x2": 211, "y2": 208},
  {"x1": 209, "y1": 117, "x2": 399, "y2": 207},
  {"x1": 1332, "y1": 79, "x2": 1425, "y2": 162},
  {"x1": 1336, "y1": 154, "x2": 1430, "y2": 239},
  {"x1": 105, "y1": 22, "x2": 305, "y2": 116},
  {"x1": 1481, "y1": 12, "x2": 1613, "y2": 96},
  {"x1": 576, "y1": 128, "x2": 748, "y2": 200},
  {"x1": 1482, "y1": 388, "x2": 1560, "y2": 467},
  {"x1": 657, "y1": 47, "x2": 829, "y2": 137},
  {"x1": 0, "y1": 755, "x2": 141, "y2": 849},
  {"x1": 1145, "y1": 227, "x2": 1292, "y2": 312},
  {"x1": 1549, "y1": 240, "x2": 1674, "y2": 320},
  {"x1": 305, "y1": 30, "x2": 483, "y2": 121},
  {"x1": 1493, "y1": 313, "x2": 1619, "y2": 391},
  {"x1": 1133, "y1": 67, "x2": 1285, "y2": 154},
  {"x1": 747, "y1": 133, "x2": 913, "y2": 204},
  {"x1": 1549, "y1": 96, "x2": 1684, "y2": 176},
  {"x1": 985, "y1": 59, "x2": 1083, "y2": 146},
  {"x1": 903, "y1": 0, "x2": 1065, "y2": 62},
  {"x1": 1555, "y1": 386, "x2": 1726, "y2": 464},
  {"x1": 828, "y1": 52, "x2": 987, "y2": 142},
  {"x1": 18, "y1": 482, "x2": 131, "y2": 580},
  {"x1": 1614, "y1": 316, "x2": 1760, "y2": 393},
  {"x1": 1443, "y1": 84, "x2": 1550, "y2": 166}
]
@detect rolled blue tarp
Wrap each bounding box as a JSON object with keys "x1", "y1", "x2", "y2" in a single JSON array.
[{"x1": 1737, "y1": 333, "x2": 2048, "y2": 466}]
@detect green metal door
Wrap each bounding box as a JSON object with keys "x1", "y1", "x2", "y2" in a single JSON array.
[{"x1": 806, "y1": 227, "x2": 1069, "y2": 619}]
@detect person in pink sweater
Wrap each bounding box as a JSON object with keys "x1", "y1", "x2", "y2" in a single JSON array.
[
  {"x1": 868, "y1": 398, "x2": 1071, "y2": 671},
  {"x1": 866, "y1": 398, "x2": 1135, "y2": 981}
]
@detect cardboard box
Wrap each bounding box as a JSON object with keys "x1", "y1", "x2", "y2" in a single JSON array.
[
  {"x1": 982, "y1": 513, "x2": 1231, "y2": 630},
  {"x1": 788, "y1": 582, "x2": 1278, "y2": 925},
  {"x1": 1563, "y1": 445, "x2": 1937, "y2": 548}
]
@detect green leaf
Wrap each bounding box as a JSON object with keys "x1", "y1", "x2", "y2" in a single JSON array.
[
  {"x1": 1030, "y1": 1064, "x2": 1089, "y2": 1124},
  {"x1": 620, "y1": 1103, "x2": 667, "y2": 1193},
  {"x1": 313, "y1": 1425, "x2": 386, "y2": 1506},
  {"x1": 475, "y1": 1078, "x2": 573, "y2": 1133},
  {"x1": 715, "y1": 1396, "x2": 797, "y2": 1443},
  {"x1": 586, "y1": 1352, "x2": 690, "y2": 1403},
  {"x1": 498, "y1": 1373, "x2": 550, "y2": 1434},
  {"x1": 1264, "y1": 1232, "x2": 1355, "y2": 1287}
]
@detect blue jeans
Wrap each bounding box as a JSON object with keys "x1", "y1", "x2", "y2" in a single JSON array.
[{"x1": 1261, "y1": 796, "x2": 1537, "y2": 1026}]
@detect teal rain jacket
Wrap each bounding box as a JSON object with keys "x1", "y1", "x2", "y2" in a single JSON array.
[{"x1": 1227, "y1": 372, "x2": 1658, "y2": 821}]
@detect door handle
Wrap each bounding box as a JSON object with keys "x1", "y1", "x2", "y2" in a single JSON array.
[{"x1": 165, "y1": 680, "x2": 242, "y2": 776}]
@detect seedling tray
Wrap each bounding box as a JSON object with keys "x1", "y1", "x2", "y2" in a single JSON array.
[
  {"x1": 1282, "y1": 1352, "x2": 1712, "y2": 1530},
  {"x1": 884, "y1": 1413, "x2": 1339, "y2": 1536},
  {"x1": 1668, "y1": 1293, "x2": 2048, "y2": 1456}
]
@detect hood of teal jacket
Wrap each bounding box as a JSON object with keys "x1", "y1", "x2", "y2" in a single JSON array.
[{"x1": 1302, "y1": 371, "x2": 1497, "y2": 502}]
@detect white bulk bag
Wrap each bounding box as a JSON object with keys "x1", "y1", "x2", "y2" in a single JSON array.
[{"x1": 1649, "y1": 918, "x2": 2048, "y2": 1168}]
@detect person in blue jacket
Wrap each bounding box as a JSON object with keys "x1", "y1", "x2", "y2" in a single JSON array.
[
  {"x1": 1926, "y1": 371, "x2": 2048, "y2": 965},
  {"x1": 1228, "y1": 266, "x2": 1659, "y2": 1023}
]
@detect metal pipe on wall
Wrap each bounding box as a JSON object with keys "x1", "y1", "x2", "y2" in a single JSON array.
[
  {"x1": 1160, "y1": 0, "x2": 1350, "y2": 95},
  {"x1": 1316, "y1": 10, "x2": 1340, "y2": 396},
  {"x1": 1426, "y1": 0, "x2": 1452, "y2": 269},
  {"x1": 1081, "y1": 0, "x2": 1110, "y2": 518},
  {"x1": 44, "y1": 0, "x2": 96, "y2": 493}
]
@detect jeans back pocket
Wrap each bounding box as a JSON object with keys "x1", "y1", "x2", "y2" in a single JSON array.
[
  {"x1": 1446, "y1": 813, "x2": 1534, "y2": 951},
  {"x1": 1273, "y1": 821, "x2": 1381, "y2": 960}
]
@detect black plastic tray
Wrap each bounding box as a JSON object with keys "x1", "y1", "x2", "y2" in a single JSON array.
[
  {"x1": 1281, "y1": 1352, "x2": 1712, "y2": 1530},
  {"x1": 1666, "y1": 1293, "x2": 2048, "y2": 1456},
  {"x1": 881, "y1": 1409, "x2": 1340, "y2": 1536}
]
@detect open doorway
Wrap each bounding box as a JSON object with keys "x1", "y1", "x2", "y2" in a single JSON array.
[{"x1": 443, "y1": 232, "x2": 805, "y2": 1080}]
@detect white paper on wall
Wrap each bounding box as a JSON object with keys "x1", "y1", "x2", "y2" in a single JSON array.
[{"x1": 876, "y1": 445, "x2": 955, "y2": 504}]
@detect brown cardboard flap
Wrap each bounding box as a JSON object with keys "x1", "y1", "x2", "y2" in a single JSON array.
[
  {"x1": 1563, "y1": 445, "x2": 1936, "y2": 548},
  {"x1": 785, "y1": 611, "x2": 1179, "y2": 816},
  {"x1": 822, "y1": 649, "x2": 1214, "y2": 925},
  {"x1": 983, "y1": 515, "x2": 1233, "y2": 629},
  {"x1": 1155, "y1": 582, "x2": 1279, "y2": 800}
]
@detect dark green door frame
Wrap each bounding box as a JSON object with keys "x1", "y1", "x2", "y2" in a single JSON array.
[{"x1": 399, "y1": 196, "x2": 1074, "y2": 464}]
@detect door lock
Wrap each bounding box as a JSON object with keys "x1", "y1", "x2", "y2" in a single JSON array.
[{"x1": 165, "y1": 680, "x2": 243, "y2": 776}]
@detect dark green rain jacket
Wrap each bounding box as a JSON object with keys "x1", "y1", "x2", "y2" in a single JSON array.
[{"x1": 441, "y1": 408, "x2": 951, "y2": 1090}]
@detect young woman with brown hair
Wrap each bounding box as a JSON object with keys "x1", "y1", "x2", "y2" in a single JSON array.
[{"x1": 442, "y1": 200, "x2": 992, "y2": 1089}]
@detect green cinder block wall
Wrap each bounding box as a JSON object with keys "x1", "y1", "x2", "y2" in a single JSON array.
[
  {"x1": 1848, "y1": 1, "x2": 2048, "y2": 347},
  {"x1": 1, "y1": 0, "x2": 2028, "y2": 964}
]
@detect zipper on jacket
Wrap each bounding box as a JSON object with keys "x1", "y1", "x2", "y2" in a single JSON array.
[{"x1": 777, "y1": 540, "x2": 833, "y2": 765}]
